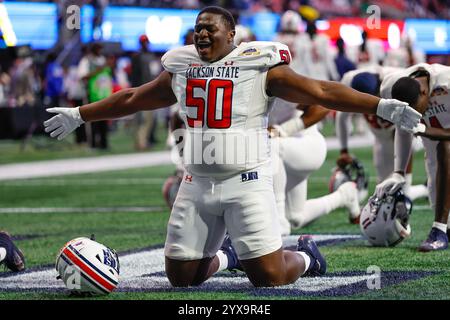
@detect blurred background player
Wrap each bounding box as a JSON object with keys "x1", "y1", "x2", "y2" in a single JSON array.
[
  {"x1": 43, "y1": 52, "x2": 64, "y2": 109},
  {"x1": 334, "y1": 37, "x2": 356, "y2": 80},
  {"x1": 0, "y1": 231, "x2": 25, "y2": 272},
  {"x1": 295, "y1": 19, "x2": 339, "y2": 81},
  {"x1": 273, "y1": 10, "x2": 303, "y2": 74},
  {"x1": 78, "y1": 42, "x2": 113, "y2": 150},
  {"x1": 269, "y1": 102, "x2": 361, "y2": 236},
  {"x1": 376, "y1": 63, "x2": 450, "y2": 251},
  {"x1": 66, "y1": 45, "x2": 88, "y2": 146},
  {"x1": 383, "y1": 35, "x2": 426, "y2": 68},
  {"x1": 130, "y1": 34, "x2": 160, "y2": 150},
  {"x1": 336, "y1": 67, "x2": 429, "y2": 202}
]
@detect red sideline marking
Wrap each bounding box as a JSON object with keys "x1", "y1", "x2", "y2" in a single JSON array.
[{"x1": 63, "y1": 248, "x2": 115, "y2": 292}]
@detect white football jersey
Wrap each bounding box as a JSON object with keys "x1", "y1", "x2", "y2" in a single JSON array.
[
  {"x1": 161, "y1": 41, "x2": 291, "y2": 178},
  {"x1": 381, "y1": 63, "x2": 450, "y2": 199},
  {"x1": 380, "y1": 63, "x2": 450, "y2": 101},
  {"x1": 380, "y1": 63, "x2": 450, "y2": 130}
]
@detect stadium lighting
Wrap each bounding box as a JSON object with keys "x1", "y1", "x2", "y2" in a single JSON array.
[
  {"x1": 339, "y1": 24, "x2": 363, "y2": 46},
  {"x1": 145, "y1": 15, "x2": 183, "y2": 45},
  {"x1": 0, "y1": 3, "x2": 17, "y2": 46},
  {"x1": 388, "y1": 23, "x2": 401, "y2": 49}
]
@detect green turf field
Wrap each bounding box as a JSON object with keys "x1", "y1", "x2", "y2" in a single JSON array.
[{"x1": 0, "y1": 146, "x2": 448, "y2": 300}]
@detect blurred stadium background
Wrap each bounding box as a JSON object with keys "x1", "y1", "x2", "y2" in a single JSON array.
[{"x1": 0, "y1": 0, "x2": 449, "y2": 300}]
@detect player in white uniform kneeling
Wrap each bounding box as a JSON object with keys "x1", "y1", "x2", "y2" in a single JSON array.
[
  {"x1": 376, "y1": 63, "x2": 450, "y2": 251},
  {"x1": 43, "y1": 7, "x2": 421, "y2": 287},
  {"x1": 269, "y1": 100, "x2": 360, "y2": 236},
  {"x1": 336, "y1": 66, "x2": 429, "y2": 201}
]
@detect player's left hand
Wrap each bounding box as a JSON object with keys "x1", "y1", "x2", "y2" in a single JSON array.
[
  {"x1": 375, "y1": 172, "x2": 406, "y2": 198},
  {"x1": 376, "y1": 99, "x2": 422, "y2": 133},
  {"x1": 44, "y1": 107, "x2": 85, "y2": 140}
]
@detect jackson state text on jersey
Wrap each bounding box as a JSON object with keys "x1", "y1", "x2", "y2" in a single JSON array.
[
  {"x1": 161, "y1": 42, "x2": 291, "y2": 178},
  {"x1": 422, "y1": 87, "x2": 450, "y2": 129}
]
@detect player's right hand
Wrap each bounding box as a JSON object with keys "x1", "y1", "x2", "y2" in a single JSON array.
[
  {"x1": 336, "y1": 152, "x2": 353, "y2": 169},
  {"x1": 376, "y1": 99, "x2": 421, "y2": 133},
  {"x1": 375, "y1": 172, "x2": 406, "y2": 198},
  {"x1": 44, "y1": 107, "x2": 85, "y2": 140}
]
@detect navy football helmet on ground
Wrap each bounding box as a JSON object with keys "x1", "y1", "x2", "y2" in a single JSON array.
[
  {"x1": 329, "y1": 158, "x2": 369, "y2": 202},
  {"x1": 360, "y1": 190, "x2": 413, "y2": 247}
]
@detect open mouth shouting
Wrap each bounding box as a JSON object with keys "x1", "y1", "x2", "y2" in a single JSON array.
[{"x1": 196, "y1": 41, "x2": 212, "y2": 57}]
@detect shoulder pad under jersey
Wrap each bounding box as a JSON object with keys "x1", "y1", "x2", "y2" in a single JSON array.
[
  {"x1": 161, "y1": 45, "x2": 199, "y2": 74},
  {"x1": 235, "y1": 41, "x2": 292, "y2": 68}
]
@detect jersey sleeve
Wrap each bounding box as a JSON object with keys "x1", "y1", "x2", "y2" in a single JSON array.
[
  {"x1": 161, "y1": 45, "x2": 197, "y2": 74},
  {"x1": 237, "y1": 41, "x2": 292, "y2": 69}
]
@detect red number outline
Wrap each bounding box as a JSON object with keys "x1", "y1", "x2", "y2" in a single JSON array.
[
  {"x1": 185, "y1": 79, "x2": 234, "y2": 129},
  {"x1": 186, "y1": 79, "x2": 207, "y2": 127},
  {"x1": 279, "y1": 50, "x2": 291, "y2": 64}
]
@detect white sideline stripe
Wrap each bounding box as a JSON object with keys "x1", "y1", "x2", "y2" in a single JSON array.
[
  {"x1": 0, "y1": 178, "x2": 166, "y2": 186},
  {"x1": 0, "y1": 206, "x2": 165, "y2": 214},
  {"x1": 0, "y1": 205, "x2": 430, "y2": 214},
  {"x1": 0, "y1": 235, "x2": 370, "y2": 292},
  {"x1": 0, "y1": 151, "x2": 172, "y2": 181},
  {"x1": 0, "y1": 135, "x2": 373, "y2": 181}
]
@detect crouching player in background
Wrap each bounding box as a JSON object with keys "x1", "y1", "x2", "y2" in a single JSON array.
[{"x1": 376, "y1": 63, "x2": 450, "y2": 252}]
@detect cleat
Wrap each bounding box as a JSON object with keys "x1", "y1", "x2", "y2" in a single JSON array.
[
  {"x1": 337, "y1": 181, "x2": 361, "y2": 224},
  {"x1": 0, "y1": 231, "x2": 25, "y2": 272},
  {"x1": 418, "y1": 228, "x2": 448, "y2": 252},
  {"x1": 297, "y1": 235, "x2": 326, "y2": 277},
  {"x1": 219, "y1": 235, "x2": 243, "y2": 271}
]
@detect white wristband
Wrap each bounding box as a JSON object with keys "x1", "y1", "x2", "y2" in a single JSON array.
[
  {"x1": 279, "y1": 117, "x2": 305, "y2": 136},
  {"x1": 74, "y1": 106, "x2": 85, "y2": 125}
]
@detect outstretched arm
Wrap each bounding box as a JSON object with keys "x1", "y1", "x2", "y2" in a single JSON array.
[
  {"x1": 267, "y1": 64, "x2": 380, "y2": 113},
  {"x1": 79, "y1": 71, "x2": 177, "y2": 122},
  {"x1": 44, "y1": 71, "x2": 177, "y2": 140},
  {"x1": 297, "y1": 104, "x2": 330, "y2": 128},
  {"x1": 266, "y1": 64, "x2": 421, "y2": 133}
]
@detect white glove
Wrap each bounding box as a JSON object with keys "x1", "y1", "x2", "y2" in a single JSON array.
[
  {"x1": 376, "y1": 99, "x2": 421, "y2": 133},
  {"x1": 44, "y1": 107, "x2": 85, "y2": 140},
  {"x1": 375, "y1": 172, "x2": 406, "y2": 198},
  {"x1": 412, "y1": 122, "x2": 426, "y2": 134}
]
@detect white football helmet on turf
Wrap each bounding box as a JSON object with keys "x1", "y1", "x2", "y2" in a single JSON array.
[
  {"x1": 56, "y1": 237, "x2": 120, "y2": 296},
  {"x1": 360, "y1": 190, "x2": 413, "y2": 247}
]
